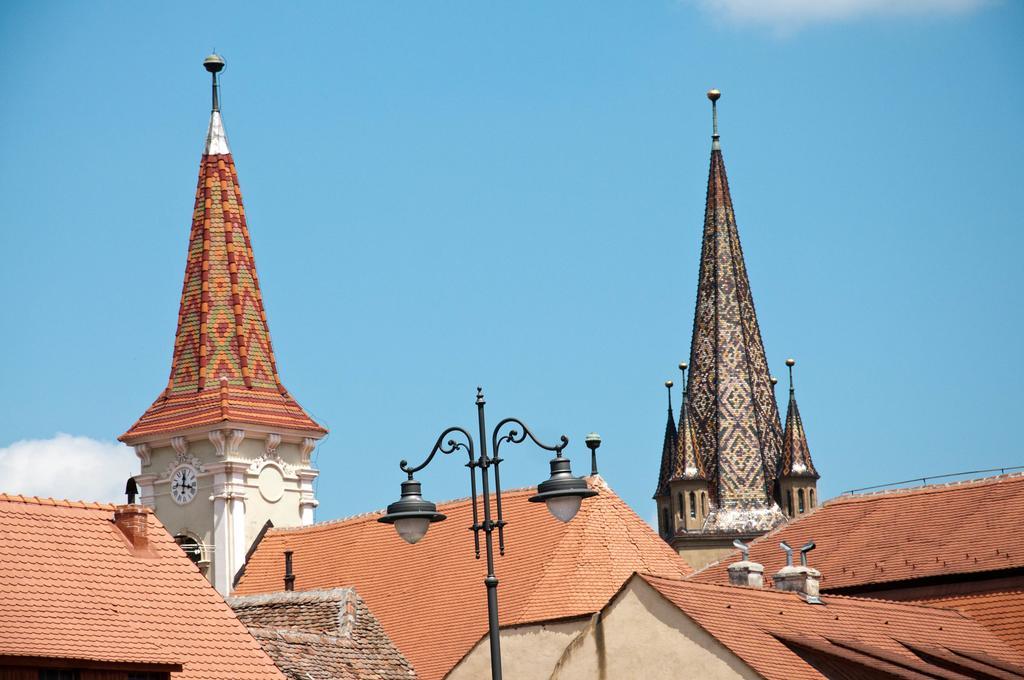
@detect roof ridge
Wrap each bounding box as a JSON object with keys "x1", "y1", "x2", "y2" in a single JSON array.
[
  {"x1": 644, "y1": 574, "x2": 981, "y2": 617},
  {"x1": 229, "y1": 587, "x2": 356, "y2": 607},
  {"x1": 830, "y1": 471, "x2": 1024, "y2": 503},
  {"x1": 0, "y1": 492, "x2": 116, "y2": 511}
]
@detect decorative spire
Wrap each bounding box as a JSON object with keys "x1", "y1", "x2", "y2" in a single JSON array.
[
  {"x1": 672, "y1": 362, "x2": 707, "y2": 481},
  {"x1": 654, "y1": 379, "x2": 678, "y2": 497},
  {"x1": 203, "y1": 54, "x2": 230, "y2": 155},
  {"x1": 120, "y1": 55, "x2": 325, "y2": 443},
  {"x1": 684, "y1": 88, "x2": 785, "y2": 530},
  {"x1": 708, "y1": 89, "x2": 721, "y2": 151},
  {"x1": 780, "y1": 359, "x2": 818, "y2": 478}
]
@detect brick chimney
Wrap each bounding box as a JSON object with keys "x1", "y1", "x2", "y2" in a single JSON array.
[{"x1": 114, "y1": 504, "x2": 150, "y2": 551}]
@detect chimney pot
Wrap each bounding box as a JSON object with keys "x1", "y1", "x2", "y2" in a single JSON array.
[
  {"x1": 113, "y1": 504, "x2": 150, "y2": 550},
  {"x1": 284, "y1": 550, "x2": 295, "y2": 591},
  {"x1": 728, "y1": 560, "x2": 765, "y2": 588},
  {"x1": 773, "y1": 564, "x2": 822, "y2": 603}
]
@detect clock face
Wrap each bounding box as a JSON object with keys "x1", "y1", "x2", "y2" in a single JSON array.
[{"x1": 170, "y1": 466, "x2": 198, "y2": 505}]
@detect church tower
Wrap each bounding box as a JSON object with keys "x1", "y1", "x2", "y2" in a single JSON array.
[
  {"x1": 655, "y1": 91, "x2": 796, "y2": 570},
  {"x1": 120, "y1": 55, "x2": 327, "y2": 595}
]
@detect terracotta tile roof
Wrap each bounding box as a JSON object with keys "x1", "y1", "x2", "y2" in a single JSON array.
[
  {"x1": 691, "y1": 473, "x2": 1024, "y2": 591},
  {"x1": 121, "y1": 136, "x2": 324, "y2": 442},
  {"x1": 920, "y1": 589, "x2": 1024, "y2": 655},
  {"x1": 234, "y1": 477, "x2": 691, "y2": 680},
  {"x1": 641, "y1": 574, "x2": 1024, "y2": 680},
  {"x1": 0, "y1": 493, "x2": 284, "y2": 679},
  {"x1": 230, "y1": 589, "x2": 415, "y2": 680}
]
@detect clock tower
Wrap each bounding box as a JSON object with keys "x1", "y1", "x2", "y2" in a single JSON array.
[{"x1": 120, "y1": 55, "x2": 327, "y2": 595}]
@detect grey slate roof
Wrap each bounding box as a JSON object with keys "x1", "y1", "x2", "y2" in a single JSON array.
[{"x1": 230, "y1": 588, "x2": 416, "y2": 680}]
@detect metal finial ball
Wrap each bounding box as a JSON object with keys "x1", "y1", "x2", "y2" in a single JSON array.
[
  {"x1": 585, "y1": 433, "x2": 602, "y2": 450},
  {"x1": 707, "y1": 89, "x2": 721, "y2": 102},
  {"x1": 665, "y1": 380, "x2": 674, "y2": 388},
  {"x1": 679, "y1": 362, "x2": 688, "y2": 371},
  {"x1": 770, "y1": 376, "x2": 778, "y2": 386},
  {"x1": 203, "y1": 53, "x2": 226, "y2": 73},
  {"x1": 785, "y1": 358, "x2": 796, "y2": 367}
]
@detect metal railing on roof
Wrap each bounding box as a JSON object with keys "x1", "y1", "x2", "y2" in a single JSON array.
[{"x1": 842, "y1": 465, "x2": 1024, "y2": 495}]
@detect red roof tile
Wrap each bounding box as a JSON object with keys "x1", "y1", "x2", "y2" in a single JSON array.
[
  {"x1": 0, "y1": 494, "x2": 284, "y2": 679},
  {"x1": 692, "y1": 473, "x2": 1024, "y2": 591},
  {"x1": 235, "y1": 477, "x2": 691, "y2": 680},
  {"x1": 921, "y1": 589, "x2": 1024, "y2": 655},
  {"x1": 642, "y1": 574, "x2": 1024, "y2": 680}
]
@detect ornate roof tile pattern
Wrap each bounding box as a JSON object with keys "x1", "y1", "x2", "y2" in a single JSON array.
[
  {"x1": 671, "y1": 391, "x2": 708, "y2": 483},
  {"x1": 641, "y1": 574, "x2": 1024, "y2": 680},
  {"x1": 234, "y1": 477, "x2": 691, "y2": 680},
  {"x1": 691, "y1": 473, "x2": 1024, "y2": 591},
  {"x1": 653, "y1": 398, "x2": 677, "y2": 496},
  {"x1": 686, "y1": 144, "x2": 785, "y2": 522},
  {"x1": 230, "y1": 589, "x2": 416, "y2": 679},
  {"x1": 780, "y1": 385, "x2": 818, "y2": 478},
  {"x1": 121, "y1": 114, "x2": 324, "y2": 442},
  {"x1": 0, "y1": 493, "x2": 285, "y2": 679}
]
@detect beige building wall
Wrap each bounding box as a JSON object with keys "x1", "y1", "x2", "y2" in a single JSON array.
[
  {"x1": 446, "y1": 577, "x2": 758, "y2": 680},
  {"x1": 675, "y1": 543, "x2": 737, "y2": 572},
  {"x1": 447, "y1": 619, "x2": 589, "y2": 680}
]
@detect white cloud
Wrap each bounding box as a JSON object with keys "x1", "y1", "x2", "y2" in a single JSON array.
[
  {"x1": 690, "y1": 0, "x2": 990, "y2": 31},
  {"x1": 0, "y1": 433, "x2": 137, "y2": 504}
]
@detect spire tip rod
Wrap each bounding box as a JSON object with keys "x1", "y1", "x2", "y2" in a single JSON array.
[
  {"x1": 707, "y1": 89, "x2": 721, "y2": 150},
  {"x1": 203, "y1": 53, "x2": 226, "y2": 112}
]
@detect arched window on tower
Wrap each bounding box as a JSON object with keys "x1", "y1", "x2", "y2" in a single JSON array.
[
  {"x1": 798, "y1": 489, "x2": 806, "y2": 514},
  {"x1": 787, "y1": 490, "x2": 794, "y2": 517},
  {"x1": 809, "y1": 489, "x2": 816, "y2": 508},
  {"x1": 662, "y1": 507, "x2": 670, "y2": 537},
  {"x1": 678, "y1": 492, "x2": 684, "y2": 519},
  {"x1": 175, "y1": 534, "x2": 203, "y2": 564},
  {"x1": 689, "y1": 491, "x2": 697, "y2": 518},
  {"x1": 701, "y1": 492, "x2": 707, "y2": 516}
]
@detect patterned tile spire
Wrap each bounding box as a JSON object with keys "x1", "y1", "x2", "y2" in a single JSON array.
[
  {"x1": 121, "y1": 55, "x2": 325, "y2": 442},
  {"x1": 654, "y1": 379, "x2": 678, "y2": 497},
  {"x1": 685, "y1": 90, "x2": 785, "y2": 532},
  {"x1": 673, "y1": 363, "x2": 708, "y2": 482},
  {"x1": 780, "y1": 359, "x2": 818, "y2": 478}
]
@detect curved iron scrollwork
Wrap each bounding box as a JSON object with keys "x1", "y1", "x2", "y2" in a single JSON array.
[
  {"x1": 400, "y1": 426, "x2": 475, "y2": 479},
  {"x1": 491, "y1": 417, "x2": 569, "y2": 459}
]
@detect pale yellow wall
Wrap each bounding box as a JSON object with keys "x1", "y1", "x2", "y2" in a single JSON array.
[
  {"x1": 548, "y1": 578, "x2": 759, "y2": 680},
  {"x1": 676, "y1": 544, "x2": 736, "y2": 572},
  {"x1": 447, "y1": 619, "x2": 589, "y2": 680},
  {"x1": 445, "y1": 578, "x2": 758, "y2": 680},
  {"x1": 780, "y1": 478, "x2": 818, "y2": 519}
]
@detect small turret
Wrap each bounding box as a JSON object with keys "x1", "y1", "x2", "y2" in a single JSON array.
[{"x1": 779, "y1": 359, "x2": 819, "y2": 518}]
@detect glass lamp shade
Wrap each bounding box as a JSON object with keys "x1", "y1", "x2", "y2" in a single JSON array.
[
  {"x1": 545, "y1": 495, "x2": 582, "y2": 523},
  {"x1": 394, "y1": 517, "x2": 431, "y2": 544},
  {"x1": 529, "y1": 456, "x2": 597, "y2": 521},
  {"x1": 378, "y1": 478, "x2": 446, "y2": 543}
]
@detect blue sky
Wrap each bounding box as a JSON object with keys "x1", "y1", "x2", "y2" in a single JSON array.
[{"x1": 0, "y1": 1, "x2": 1021, "y2": 524}]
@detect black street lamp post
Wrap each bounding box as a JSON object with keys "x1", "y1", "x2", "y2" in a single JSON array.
[{"x1": 379, "y1": 387, "x2": 600, "y2": 680}]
